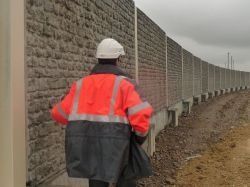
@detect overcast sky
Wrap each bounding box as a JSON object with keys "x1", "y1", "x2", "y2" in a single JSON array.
[{"x1": 135, "y1": 0, "x2": 250, "y2": 71}]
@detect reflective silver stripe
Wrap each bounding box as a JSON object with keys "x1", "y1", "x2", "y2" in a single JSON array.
[
  {"x1": 109, "y1": 76, "x2": 126, "y2": 115},
  {"x1": 57, "y1": 103, "x2": 68, "y2": 119},
  {"x1": 128, "y1": 102, "x2": 151, "y2": 116},
  {"x1": 71, "y1": 79, "x2": 83, "y2": 115},
  {"x1": 135, "y1": 131, "x2": 148, "y2": 137},
  {"x1": 68, "y1": 114, "x2": 129, "y2": 124}
]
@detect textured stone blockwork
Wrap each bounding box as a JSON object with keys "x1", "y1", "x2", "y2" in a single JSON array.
[
  {"x1": 167, "y1": 37, "x2": 182, "y2": 106},
  {"x1": 221, "y1": 68, "x2": 226, "y2": 89},
  {"x1": 202, "y1": 61, "x2": 209, "y2": 93},
  {"x1": 182, "y1": 49, "x2": 193, "y2": 99},
  {"x1": 193, "y1": 56, "x2": 202, "y2": 96},
  {"x1": 244, "y1": 72, "x2": 247, "y2": 86},
  {"x1": 25, "y1": 0, "x2": 250, "y2": 185},
  {"x1": 231, "y1": 70, "x2": 236, "y2": 88},
  {"x1": 137, "y1": 9, "x2": 166, "y2": 111},
  {"x1": 246, "y1": 72, "x2": 250, "y2": 86},
  {"x1": 236, "y1": 71, "x2": 241, "y2": 87},
  {"x1": 26, "y1": 0, "x2": 135, "y2": 185},
  {"x1": 208, "y1": 63, "x2": 215, "y2": 92},
  {"x1": 215, "y1": 66, "x2": 221, "y2": 90},
  {"x1": 225, "y1": 69, "x2": 231, "y2": 88}
]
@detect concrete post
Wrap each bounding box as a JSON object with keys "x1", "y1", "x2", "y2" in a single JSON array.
[
  {"x1": 134, "y1": 7, "x2": 139, "y2": 84},
  {"x1": 230, "y1": 69, "x2": 232, "y2": 89},
  {"x1": 214, "y1": 65, "x2": 216, "y2": 91},
  {"x1": 207, "y1": 63, "x2": 210, "y2": 92},
  {"x1": 227, "y1": 69, "x2": 229, "y2": 89},
  {"x1": 147, "y1": 123, "x2": 156, "y2": 156},
  {"x1": 192, "y1": 55, "x2": 195, "y2": 96},
  {"x1": 219, "y1": 67, "x2": 221, "y2": 90},
  {"x1": 235, "y1": 71, "x2": 237, "y2": 88},
  {"x1": 181, "y1": 48, "x2": 184, "y2": 99},
  {"x1": 200, "y1": 59, "x2": 203, "y2": 93},
  {"x1": 0, "y1": 0, "x2": 26, "y2": 186},
  {"x1": 240, "y1": 71, "x2": 242, "y2": 88},
  {"x1": 166, "y1": 36, "x2": 168, "y2": 106},
  {"x1": 240, "y1": 71, "x2": 241, "y2": 89}
]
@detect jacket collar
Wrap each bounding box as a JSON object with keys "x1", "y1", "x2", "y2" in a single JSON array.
[{"x1": 90, "y1": 64, "x2": 131, "y2": 78}]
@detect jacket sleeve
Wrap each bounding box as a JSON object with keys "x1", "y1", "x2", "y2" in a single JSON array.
[
  {"x1": 50, "y1": 82, "x2": 76, "y2": 125},
  {"x1": 122, "y1": 79, "x2": 153, "y2": 137}
]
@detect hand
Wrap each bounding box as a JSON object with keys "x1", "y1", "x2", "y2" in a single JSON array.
[
  {"x1": 49, "y1": 96, "x2": 58, "y2": 109},
  {"x1": 59, "y1": 95, "x2": 65, "y2": 101},
  {"x1": 49, "y1": 88, "x2": 69, "y2": 108}
]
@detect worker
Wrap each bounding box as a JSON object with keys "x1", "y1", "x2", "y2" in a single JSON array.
[{"x1": 51, "y1": 38, "x2": 153, "y2": 187}]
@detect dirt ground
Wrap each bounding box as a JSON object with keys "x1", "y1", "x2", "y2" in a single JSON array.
[
  {"x1": 176, "y1": 122, "x2": 250, "y2": 186},
  {"x1": 138, "y1": 90, "x2": 250, "y2": 187}
]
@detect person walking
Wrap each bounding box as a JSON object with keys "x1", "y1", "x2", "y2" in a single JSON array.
[{"x1": 51, "y1": 38, "x2": 153, "y2": 187}]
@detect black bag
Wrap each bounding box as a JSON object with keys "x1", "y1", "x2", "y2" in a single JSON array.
[{"x1": 121, "y1": 134, "x2": 153, "y2": 180}]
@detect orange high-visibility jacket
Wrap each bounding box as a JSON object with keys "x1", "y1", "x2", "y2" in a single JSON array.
[
  {"x1": 51, "y1": 64, "x2": 153, "y2": 182},
  {"x1": 51, "y1": 65, "x2": 153, "y2": 137}
]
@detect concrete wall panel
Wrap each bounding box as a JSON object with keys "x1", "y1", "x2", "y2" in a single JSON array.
[
  {"x1": 182, "y1": 49, "x2": 193, "y2": 99},
  {"x1": 24, "y1": 0, "x2": 250, "y2": 185},
  {"x1": 202, "y1": 61, "x2": 209, "y2": 93},
  {"x1": 245, "y1": 72, "x2": 248, "y2": 86},
  {"x1": 241, "y1": 71, "x2": 246, "y2": 86},
  {"x1": 247, "y1": 72, "x2": 250, "y2": 86},
  {"x1": 236, "y1": 71, "x2": 241, "y2": 87},
  {"x1": 225, "y1": 69, "x2": 231, "y2": 88},
  {"x1": 231, "y1": 70, "x2": 236, "y2": 88},
  {"x1": 215, "y1": 66, "x2": 221, "y2": 90},
  {"x1": 26, "y1": 0, "x2": 135, "y2": 184},
  {"x1": 167, "y1": 37, "x2": 182, "y2": 106},
  {"x1": 193, "y1": 56, "x2": 202, "y2": 96},
  {"x1": 208, "y1": 63, "x2": 215, "y2": 92},
  {"x1": 137, "y1": 9, "x2": 167, "y2": 111},
  {"x1": 221, "y1": 68, "x2": 226, "y2": 89},
  {"x1": 244, "y1": 72, "x2": 248, "y2": 86}
]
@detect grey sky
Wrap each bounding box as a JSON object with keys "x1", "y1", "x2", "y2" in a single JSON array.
[{"x1": 135, "y1": 0, "x2": 250, "y2": 71}]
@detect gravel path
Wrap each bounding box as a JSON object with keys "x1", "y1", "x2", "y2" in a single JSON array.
[{"x1": 138, "y1": 90, "x2": 250, "y2": 186}]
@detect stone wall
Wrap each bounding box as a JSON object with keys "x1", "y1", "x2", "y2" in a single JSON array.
[
  {"x1": 243, "y1": 72, "x2": 247, "y2": 86},
  {"x1": 208, "y1": 64, "x2": 215, "y2": 92},
  {"x1": 137, "y1": 8, "x2": 166, "y2": 111},
  {"x1": 225, "y1": 69, "x2": 231, "y2": 88},
  {"x1": 221, "y1": 68, "x2": 226, "y2": 89},
  {"x1": 215, "y1": 66, "x2": 221, "y2": 90},
  {"x1": 167, "y1": 37, "x2": 182, "y2": 106},
  {"x1": 202, "y1": 61, "x2": 209, "y2": 93},
  {"x1": 241, "y1": 72, "x2": 244, "y2": 86},
  {"x1": 234, "y1": 71, "x2": 237, "y2": 87},
  {"x1": 25, "y1": 0, "x2": 250, "y2": 185},
  {"x1": 236, "y1": 71, "x2": 241, "y2": 88},
  {"x1": 245, "y1": 72, "x2": 248, "y2": 86},
  {"x1": 246, "y1": 72, "x2": 250, "y2": 86},
  {"x1": 240, "y1": 72, "x2": 243, "y2": 86},
  {"x1": 182, "y1": 49, "x2": 193, "y2": 99},
  {"x1": 26, "y1": 0, "x2": 135, "y2": 185},
  {"x1": 231, "y1": 70, "x2": 236, "y2": 88},
  {"x1": 193, "y1": 56, "x2": 202, "y2": 96},
  {"x1": 242, "y1": 72, "x2": 246, "y2": 86}
]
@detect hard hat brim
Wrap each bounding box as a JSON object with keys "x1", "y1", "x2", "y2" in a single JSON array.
[{"x1": 96, "y1": 51, "x2": 125, "y2": 59}]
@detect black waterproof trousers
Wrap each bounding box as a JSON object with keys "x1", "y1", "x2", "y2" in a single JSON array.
[{"x1": 89, "y1": 178, "x2": 136, "y2": 187}]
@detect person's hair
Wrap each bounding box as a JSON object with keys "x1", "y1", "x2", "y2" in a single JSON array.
[{"x1": 98, "y1": 58, "x2": 117, "y2": 65}]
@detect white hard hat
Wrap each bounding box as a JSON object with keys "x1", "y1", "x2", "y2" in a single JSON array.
[{"x1": 96, "y1": 38, "x2": 125, "y2": 59}]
